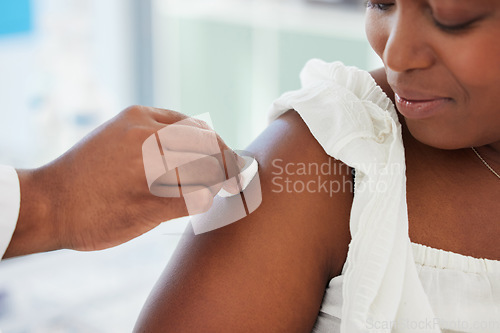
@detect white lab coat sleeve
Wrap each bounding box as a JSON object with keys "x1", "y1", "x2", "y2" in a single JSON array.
[{"x1": 0, "y1": 165, "x2": 20, "y2": 259}]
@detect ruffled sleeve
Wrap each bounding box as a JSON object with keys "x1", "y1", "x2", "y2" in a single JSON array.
[{"x1": 268, "y1": 59, "x2": 441, "y2": 333}]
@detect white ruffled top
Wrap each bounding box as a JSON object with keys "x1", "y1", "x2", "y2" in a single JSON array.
[{"x1": 267, "y1": 59, "x2": 500, "y2": 333}]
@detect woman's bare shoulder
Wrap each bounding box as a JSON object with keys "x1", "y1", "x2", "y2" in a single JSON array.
[{"x1": 134, "y1": 110, "x2": 353, "y2": 333}]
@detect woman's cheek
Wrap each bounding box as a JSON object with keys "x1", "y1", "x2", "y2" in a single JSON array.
[
  {"x1": 365, "y1": 14, "x2": 388, "y2": 61},
  {"x1": 446, "y1": 36, "x2": 500, "y2": 88}
]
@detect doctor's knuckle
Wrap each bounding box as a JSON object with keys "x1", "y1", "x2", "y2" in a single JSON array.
[{"x1": 123, "y1": 105, "x2": 145, "y2": 117}]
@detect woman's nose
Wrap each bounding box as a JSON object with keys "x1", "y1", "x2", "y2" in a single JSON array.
[{"x1": 383, "y1": 17, "x2": 435, "y2": 73}]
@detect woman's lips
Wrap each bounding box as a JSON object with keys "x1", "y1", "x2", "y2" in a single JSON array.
[{"x1": 395, "y1": 93, "x2": 452, "y2": 120}]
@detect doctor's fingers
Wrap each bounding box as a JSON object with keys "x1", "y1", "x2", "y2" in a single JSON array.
[
  {"x1": 156, "y1": 153, "x2": 227, "y2": 188},
  {"x1": 149, "y1": 186, "x2": 215, "y2": 216},
  {"x1": 141, "y1": 106, "x2": 245, "y2": 178},
  {"x1": 157, "y1": 124, "x2": 221, "y2": 155},
  {"x1": 147, "y1": 107, "x2": 209, "y2": 128},
  {"x1": 149, "y1": 170, "x2": 224, "y2": 200},
  {"x1": 137, "y1": 106, "x2": 244, "y2": 183},
  {"x1": 162, "y1": 150, "x2": 223, "y2": 173},
  {"x1": 156, "y1": 124, "x2": 245, "y2": 177},
  {"x1": 161, "y1": 148, "x2": 243, "y2": 187}
]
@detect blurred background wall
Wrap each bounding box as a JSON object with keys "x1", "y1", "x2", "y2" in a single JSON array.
[
  {"x1": 0, "y1": 0, "x2": 380, "y2": 331},
  {"x1": 151, "y1": 0, "x2": 381, "y2": 149},
  {"x1": 0, "y1": 0, "x2": 144, "y2": 168}
]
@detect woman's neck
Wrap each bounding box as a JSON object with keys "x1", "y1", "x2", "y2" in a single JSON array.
[{"x1": 478, "y1": 143, "x2": 500, "y2": 166}]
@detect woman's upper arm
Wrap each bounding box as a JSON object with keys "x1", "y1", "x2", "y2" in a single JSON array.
[{"x1": 134, "y1": 110, "x2": 353, "y2": 333}]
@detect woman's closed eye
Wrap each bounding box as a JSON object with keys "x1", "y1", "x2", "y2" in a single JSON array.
[
  {"x1": 365, "y1": 0, "x2": 395, "y2": 11},
  {"x1": 366, "y1": 0, "x2": 486, "y2": 34},
  {"x1": 432, "y1": 16, "x2": 485, "y2": 33}
]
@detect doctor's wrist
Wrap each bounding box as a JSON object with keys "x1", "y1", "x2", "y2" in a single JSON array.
[{"x1": 3, "y1": 168, "x2": 60, "y2": 258}]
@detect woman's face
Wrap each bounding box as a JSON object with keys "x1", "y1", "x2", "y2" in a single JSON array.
[{"x1": 365, "y1": 0, "x2": 500, "y2": 150}]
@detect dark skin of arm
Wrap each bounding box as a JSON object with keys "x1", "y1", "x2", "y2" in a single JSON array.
[
  {"x1": 134, "y1": 109, "x2": 353, "y2": 332},
  {"x1": 133, "y1": 69, "x2": 393, "y2": 332}
]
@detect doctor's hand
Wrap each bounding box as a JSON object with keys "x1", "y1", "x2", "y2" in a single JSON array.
[{"x1": 4, "y1": 105, "x2": 245, "y2": 258}]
